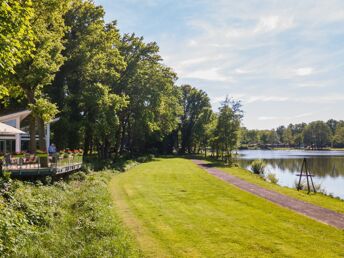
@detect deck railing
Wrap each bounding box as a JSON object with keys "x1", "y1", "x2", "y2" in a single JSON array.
[{"x1": 1, "y1": 154, "x2": 83, "y2": 171}]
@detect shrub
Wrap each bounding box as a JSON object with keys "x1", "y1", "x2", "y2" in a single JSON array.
[
  {"x1": 69, "y1": 171, "x2": 87, "y2": 182},
  {"x1": 250, "y1": 160, "x2": 266, "y2": 175},
  {"x1": 136, "y1": 154, "x2": 155, "y2": 163},
  {"x1": 0, "y1": 172, "x2": 140, "y2": 257},
  {"x1": 81, "y1": 164, "x2": 93, "y2": 174},
  {"x1": 266, "y1": 173, "x2": 278, "y2": 184}
]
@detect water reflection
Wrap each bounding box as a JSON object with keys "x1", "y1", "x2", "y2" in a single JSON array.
[
  {"x1": 236, "y1": 150, "x2": 344, "y2": 199},
  {"x1": 238, "y1": 158, "x2": 344, "y2": 178}
]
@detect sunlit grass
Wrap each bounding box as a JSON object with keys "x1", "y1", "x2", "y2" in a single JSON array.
[{"x1": 110, "y1": 158, "x2": 344, "y2": 258}]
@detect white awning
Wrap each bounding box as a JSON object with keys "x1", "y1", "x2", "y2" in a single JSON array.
[{"x1": 0, "y1": 122, "x2": 25, "y2": 134}]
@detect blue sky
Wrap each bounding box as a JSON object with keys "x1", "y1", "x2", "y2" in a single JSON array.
[{"x1": 95, "y1": 0, "x2": 344, "y2": 129}]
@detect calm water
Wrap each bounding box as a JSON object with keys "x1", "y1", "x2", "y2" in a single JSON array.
[{"x1": 236, "y1": 150, "x2": 344, "y2": 199}]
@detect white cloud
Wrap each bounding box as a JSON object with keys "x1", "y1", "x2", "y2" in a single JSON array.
[
  {"x1": 181, "y1": 68, "x2": 234, "y2": 82},
  {"x1": 254, "y1": 15, "x2": 294, "y2": 33},
  {"x1": 245, "y1": 95, "x2": 290, "y2": 103},
  {"x1": 295, "y1": 67, "x2": 314, "y2": 76},
  {"x1": 258, "y1": 116, "x2": 279, "y2": 121},
  {"x1": 235, "y1": 68, "x2": 250, "y2": 74}
]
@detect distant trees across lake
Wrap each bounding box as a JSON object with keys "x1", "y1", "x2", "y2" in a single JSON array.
[{"x1": 241, "y1": 119, "x2": 344, "y2": 149}]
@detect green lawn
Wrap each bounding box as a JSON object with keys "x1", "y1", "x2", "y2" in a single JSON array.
[
  {"x1": 210, "y1": 162, "x2": 344, "y2": 214},
  {"x1": 110, "y1": 158, "x2": 344, "y2": 258}
]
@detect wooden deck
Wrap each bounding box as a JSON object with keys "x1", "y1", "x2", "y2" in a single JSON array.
[
  {"x1": 6, "y1": 162, "x2": 83, "y2": 177},
  {"x1": 1, "y1": 155, "x2": 83, "y2": 177}
]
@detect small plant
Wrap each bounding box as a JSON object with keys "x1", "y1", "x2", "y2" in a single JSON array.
[
  {"x1": 250, "y1": 160, "x2": 266, "y2": 175},
  {"x1": 294, "y1": 179, "x2": 305, "y2": 190},
  {"x1": 69, "y1": 171, "x2": 87, "y2": 181},
  {"x1": 266, "y1": 173, "x2": 278, "y2": 184},
  {"x1": 81, "y1": 164, "x2": 93, "y2": 174}
]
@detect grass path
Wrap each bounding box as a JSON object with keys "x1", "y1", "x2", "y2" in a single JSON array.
[{"x1": 110, "y1": 158, "x2": 344, "y2": 257}]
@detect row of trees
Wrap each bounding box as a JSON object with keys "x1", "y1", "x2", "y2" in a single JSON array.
[
  {"x1": 241, "y1": 119, "x2": 344, "y2": 149},
  {"x1": 0, "y1": 0, "x2": 242, "y2": 162}
]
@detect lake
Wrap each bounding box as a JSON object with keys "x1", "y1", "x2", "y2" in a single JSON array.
[{"x1": 236, "y1": 150, "x2": 344, "y2": 199}]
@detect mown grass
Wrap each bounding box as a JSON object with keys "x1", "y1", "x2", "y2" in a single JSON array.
[
  {"x1": 0, "y1": 172, "x2": 141, "y2": 257},
  {"x1": 110, "y1": 157, "x2": 344, "y2": 258},
  {"x1": 209, "y1": 161, "x2": 344, "y2": 214}
]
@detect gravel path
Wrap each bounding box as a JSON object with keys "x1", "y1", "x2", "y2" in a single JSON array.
[{"x1": 192, "y1": 159, "x2": 344, "y2": 230}]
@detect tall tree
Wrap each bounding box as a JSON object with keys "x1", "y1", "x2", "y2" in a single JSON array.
[
  {"x1": 216, "y1": 97, "x2": 242, "y2": 163},
  {"x1": 193, "y1": 107, "x2": 216, "y2": 156},
  {"x1": 50, "y1": 0, "x2": 126, "y2": 153},
  {"x1": 333, "y1": 125, "x2": 344, "y2": 148},
  {"x1": 114, "y1": 34, "x2": 182, "y2": 155},
  {"x1": 303, "y1": 121, "x2": 332, "y2": 149},
  {"x1": 179, "y1": 85, "x2": 211, "y2": 154},
  {"x1": 0, "y1": 0, "x2": 34, "y2": 78},
  {"x1": 10, "y1": 0, "x2": 67, "y2": 153}
]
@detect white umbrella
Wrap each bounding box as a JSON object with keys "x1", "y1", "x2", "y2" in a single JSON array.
[{"x1": 0, "y1": 122, "x2": 25, "y2": 134}]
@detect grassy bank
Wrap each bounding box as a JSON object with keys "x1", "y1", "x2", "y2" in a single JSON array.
[
  {"x1": 0, "y1": 172, "x2": 140, "y2": 257},
  {"x1": 209, "y1": 161, "x2": 344, "y2": 214},
  {"x1": 110, "y1": 158, "x2": 344, "y2": 257}
]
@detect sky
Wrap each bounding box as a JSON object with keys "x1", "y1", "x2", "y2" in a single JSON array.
[{"x1": 94, "y1": 0, "x2": 344, "y2": 129}]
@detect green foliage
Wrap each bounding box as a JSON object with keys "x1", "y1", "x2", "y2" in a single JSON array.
[
  {"x1": 240, "y1": 120, "x2": 344, "y2": 149},
  {"x1": 215, "y1": 97, "x2": 243, "y2": 162},
  {"x1": 266, "y1": 172, "x2": 278, "y2": 184},
  {"x1": 0, "y1": 172, "x2": 140, "y2": 257},
  {"x1": 250, "y1": 159, "x2": 266, "y2": 175},
  {"x1": 303, "y1": 121, "x2": 332, "y2": 148},
  {"x1": 29, "y1": 97, "x2": 59, "y2": 122},
  {"x1": 179, "y1": 85, "x2": 212, "y2": 154},
  {"x1": 0, "y1": 0, "x2": 34, "y2": 76},
  {"x1": 333, "y1": 126, "x2": 344, "y2": 147}
]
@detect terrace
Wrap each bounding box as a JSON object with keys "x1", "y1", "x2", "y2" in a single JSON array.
[{"x1": 0, "y1": 150, "x2": 83, "y2": 177}]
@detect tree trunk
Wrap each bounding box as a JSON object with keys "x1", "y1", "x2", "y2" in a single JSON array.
[
  {"x1": 84, "y1": 126, "x2": 92, "y2": 155},
  {"x1": 26, "y1": 90, "x2": 36, "y2": 154},
  {"x1": 38, "y1": 117, "x2": 46, "y2": 152},
  {"x1": 37, "y1": 117, "x2": 49, "y2": 167},
  {"x1": 29, "y1": 115, "x2": 36, "y2": 154}
]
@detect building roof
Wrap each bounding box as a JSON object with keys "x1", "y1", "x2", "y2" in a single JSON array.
[
  {"x1": 0, "y1": 110, "x2": 31, "y2": 123},
  {"x1": 0, "y1": 122, "x2": 26, "y2": 134}
]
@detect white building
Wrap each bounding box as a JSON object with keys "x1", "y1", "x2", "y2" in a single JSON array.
[{"x1": 0, "y1": 110, "x2": 52, "y2": 153}]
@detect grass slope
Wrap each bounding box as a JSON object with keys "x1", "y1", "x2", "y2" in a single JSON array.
[
  {"x1": 110, "y1": 158, "x2": 344, "y2": 258},
  {"x1": 211, "y1": 162, "x2": 344, "y2": 214}
]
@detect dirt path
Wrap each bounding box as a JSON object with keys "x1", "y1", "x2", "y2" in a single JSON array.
[{"x1": 192, "y1": 159, "x2": 344, "y2": 230}]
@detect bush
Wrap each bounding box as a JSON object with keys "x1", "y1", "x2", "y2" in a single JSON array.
[
  {"x1": 250, "y1": 160, "x2": 266, "y2": 175},
  {"x1": 0, "y1": 172, "x2": 140, "y2": 257},
  {"x1": 266, "y1": 173, "x2": 278, "y2": 184},
  {"x1": 69, "y1": 171, "x2": 87, "y2": 182},
  {"x1": 136, "y1": 154, "x2": 155, "y2": 163}
]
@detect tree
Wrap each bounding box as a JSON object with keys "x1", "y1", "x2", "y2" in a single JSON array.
[
  {"x1": 333, "y1": 126, "x2": 344, "y2": 148},
  {"x1": 9, "y1": 0, "x2": 67, "y2": 153},
  {"x1": 303, "y1": 121, "x2": 332, "y2": 149},
  {"x1": 193, "y1": 108, "x2": 216, "y2": 156},
  {"x1": 81, "y1": 83, "x2": 128, "y2": 159},
  {"x1": 326, "y1": 119, "x2": 338, "y2": 135},
  {"x1": 282, "y1": 127, "x2": 294, "y2": 146},
  {"x1": 276, "y1": 126, "x2": 286, "y2": 143},
  {"x1": 114, "y1": 33, "x2": 182, "y2": 155},
  {"x1": 216, "y1": 97, "x2": 242, "y2": 163},
  {"x1": 0, "y1": 0, "x2": 34, "y2": 77},
  {"x1": 50, "y1": 0, "x2": 126, "y2": 153},
  {"x1": 179, "y1": 85, "x2": 211, "y2": 154}
]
